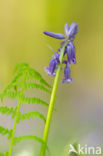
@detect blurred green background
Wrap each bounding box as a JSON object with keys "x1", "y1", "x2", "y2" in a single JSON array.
[{"x1": 0, "y1": 0, "x2": 103, "y2": 155}]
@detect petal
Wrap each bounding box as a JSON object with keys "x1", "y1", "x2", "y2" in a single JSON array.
[
  {"x1": 67, "y1": 45, "x2": 72, "y2": 64},
  {"x1": 45, "y1": 67, "x2": 56, "y2": 76},
  {"x1": 69, "y1": 41, "x2": 76, "y2": 64},
  {"x1": 44, "y1": 31, "x2": 65, "y2": 39},
  {"x1": 62, "y1": 66, "x2": 72, "y2": 83},
  {"x1": 64, "y1": 23, "x2": 69, "y2": 37},
  {"x1": 45, "y1": 58, "x2": 58, "y2": 76},
  {"x1": 55, "y1": 53, "x2": 60, "y2": 64},
  {"x1": 68, "y1": 23, "x2": 79, "y2": 39},
  {"x1": 52, "y1": 52, "x2": 60, "y2": 64},
  {"x1": 66, "y1": 42, "x2": 76, "y2": 64},
  {"x1": 62, "y1": 78, "x2": 72, "y2": 83}
]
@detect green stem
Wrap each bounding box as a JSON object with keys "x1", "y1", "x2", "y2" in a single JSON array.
[
  {"x1": 8, "y1": 71, "x2": 27, "y2": 156},
  {"x1": 40, "y1": 43, "x2": 66, "y2": 156},
  {"x1": 8, "y1": 100, "x2": 21, "y2": 156}
]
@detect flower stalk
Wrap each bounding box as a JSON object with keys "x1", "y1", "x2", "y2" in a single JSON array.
[
  {"x1": 40, "y1": 22, "x2": 78, "y2": 155},
  {"x1": 40, "y1": 43, "x2": 66, "y2": 156}
]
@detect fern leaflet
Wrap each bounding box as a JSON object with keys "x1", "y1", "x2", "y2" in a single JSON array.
[
  {"x1": 20, "y1": 111, "x2": 46, "y2": 122},
  {"x1": 0, "y1": 126, "x2": 12, "y2": 139}
]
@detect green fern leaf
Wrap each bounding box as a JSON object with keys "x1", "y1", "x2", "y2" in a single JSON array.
[
  {"x1": 28, "y1": 68, "x2": 52, "y2": 88},
  {"x1": 22, "y1": 95, "x2": 49, "y2": 107},
  {"x1": 0, "y1": 126, "x2": 12, "y2": 139},
  {"x1": 40, "y1": 78, "x2": 51, "y2": 89},
  {"x1": 5, "y1": 82, "x2": 51, "y2": 94},
  {"x1": 14, "y1": 62, "x2": 29, "y2": 73},
  {"x1": 24, "y1": 83, "x2": 51, "y2": 93},
  {"x1": 12, "y1": 71, "x2": 24, "y2": 83},
  {"x1": 20, "y1": 111, "x2": 46, "y2": 122},
  {"x1": 13, "y1": 135, "x2": 47, "y2": 148},
  {"x1": 0, "y1": 62, "x2": 51, "y2": 155},
  {"x1": 11, "y1": 63, "x2": 28, "y2": 84},
  {"x1": 0, "y1": 91, "x2": 20, "y2": 99},
  {"x1": 0, "y1": 106, "x2": 16, "y2": 116},
  {"x1": 14, "y1": 63, "x2": 51, "y2": 89},
  {"x1": 2, "y1": 82, "x2": 20, "y2": 91}
]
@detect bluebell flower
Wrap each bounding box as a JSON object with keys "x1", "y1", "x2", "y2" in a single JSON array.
[
  {"x1": 44, "y1": 22, "x2": 78, "y2": 83},
  {"x1": 62, "y1": 65, "x2": 72, "y2": 83},
  {"x1": 52, "y1": 52, "x2": 60, "y2": 64},
  {"x1": 44, "y1": 23, "x2": 78, "y2": 41},
  {"x1": 65, "y1": 41, "x2": 76, "y2": 64},
  {"x1": 45, "y1": 52, "x2": 60, "y2": 76},
  {"x1": 45, "y1": 59, "x2": 57, "y2": 76}
]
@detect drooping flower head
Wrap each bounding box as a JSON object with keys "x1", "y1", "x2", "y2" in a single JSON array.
[
  {"x1": 62, "y1": 65, "x2": 72, "y2": 83},
  {"x1": 45, "y1": 59, "x2": 57, "y2": 76},
  {"x1": 44, "y1": 22, "x2": 78, "y2": 83},
  {"x1": 65, "y1": 41, "x2": 76, "y2": 64},
  {"x1": 45, "y1": 52, "x2": 60, "y2": 76}
]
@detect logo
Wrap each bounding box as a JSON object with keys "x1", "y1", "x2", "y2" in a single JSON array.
[{"x1": 65, "y1": 144, "x2": 102, "y2": 155}]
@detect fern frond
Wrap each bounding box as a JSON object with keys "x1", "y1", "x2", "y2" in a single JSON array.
[
  {"x1": 4, "y1": 82, "x2": 51, "y2": 94},
  {"x1": 13, "y1": 135, "x2": 47, "y2": 147},
  {"x1": 11, "y1": 63, "x2": 28, "y2": 84},
  {"x1": 0, "y1": 106, "x2": 16, "y2": 116},
  {"x1": 2, "y1": 82, "x2": 20, "y2": 91},
  {"x1": 0, "y1": 62, "x2": 51, "y2": 155},
  {"x1": 0, "y1": 91, "x2": 49, "y2": 107},
  {"x1": 20, "y1": 111, "x2": 46, "y2": 122},
  {"x1": 40, "y1": 78, "x2": 51, "y2": 89},
  {"x1": 0, "y1": 91, "x2": 20, "y2": 99},
  {"x1": 12, "y1": 71, "x2": 23, "y2": 83},
  {"x1": 22, "y1": 95, "x2": 49, "y2": 107},
  {"x1": 14, "y1": 62, "x2": 28, "y2": 73},
  {"x1": 0, "y1": 126, "x2": 12, "y2": 139},
  {"x1": 0, "y1": 106, "x2": 46, "y2": 123},
  {"x1": 24, "y1": 83, "x2": 51, "y2": 93},
  {"x1": 28, "y1": 68, "x2": 52, "y2": 88},
  {"x1": 14, "y1": 62, "x2": 51, "y2": 89}
]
